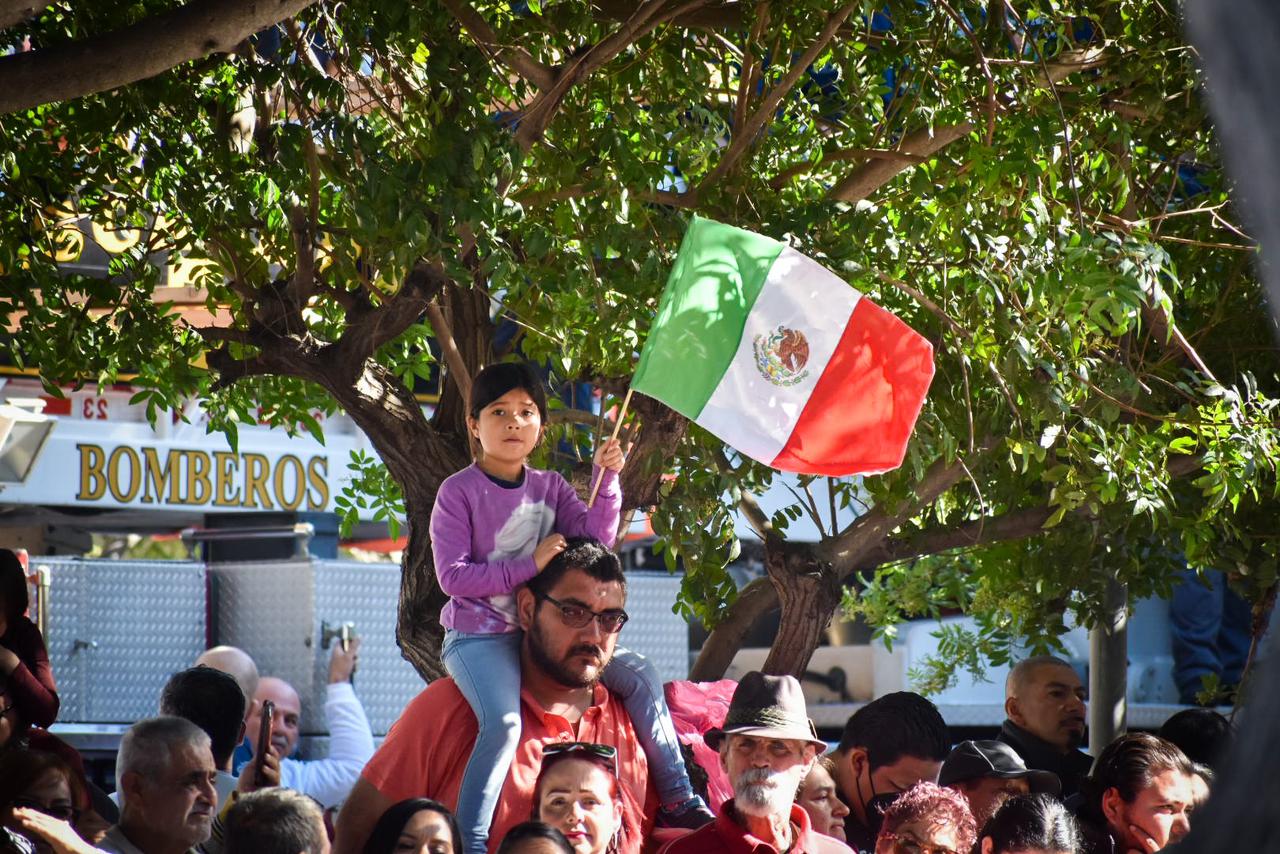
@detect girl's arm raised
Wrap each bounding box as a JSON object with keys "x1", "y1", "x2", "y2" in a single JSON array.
[
  {"x1": 553, "y1": 466, "x2": 623, "y2": 547},
  {"x1": 430, "y1": 482, "x2": 540, "y2": 598}
]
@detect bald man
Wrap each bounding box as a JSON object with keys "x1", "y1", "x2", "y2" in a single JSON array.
[
  {"x1": 997, "y1": 656, "x2": 1093, "y2": 798},
  {"x1": 195, "y1": 645, "x2": 261, "y2": 717},
  {"x1": 243, "y1": 640, "x2": 374, "y2": 809}
]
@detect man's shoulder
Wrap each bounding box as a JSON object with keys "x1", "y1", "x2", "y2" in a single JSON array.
[
  {"x1": 397, "y1": 678, "x2": 470, "y2": 726},
  {"x1": 657, "y1": 821, "x2": 725, "y2": 854}
]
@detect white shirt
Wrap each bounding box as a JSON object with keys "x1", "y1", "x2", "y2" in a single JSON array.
[{"x1": 279, "y1": 681, "x2": 375, "y2": 808}]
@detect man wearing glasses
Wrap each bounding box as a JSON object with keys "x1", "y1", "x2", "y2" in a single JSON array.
[
  {"x1": 334, "y1": 538, "x2": 656, "y2": 854},
  {"x1": 659, "y1": 671, "x2": 853, "y2": 854}
]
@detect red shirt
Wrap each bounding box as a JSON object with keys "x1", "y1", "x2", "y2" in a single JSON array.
[
  {"x1": 361, "y1": 678, "x2": 655, "y2": 853},
  {"x1": 1, "y1": 615, "x2": 59, "y2": 729},
  {"x1": 658, "y1": 801, "x2": 854, "y2": 854}
]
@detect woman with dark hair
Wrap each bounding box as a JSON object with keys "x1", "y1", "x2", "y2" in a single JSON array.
[
  {"x1": 978, "y1": 794, "x2": 1081, "y2": 854},
  {"x1": 0, "y1": 750, "x2": 97, "y2": 854},
  {"x1": 531, "y1": 743, "x2": 633, "y2": 854},
  {"x1": 496, "y1": 822, "x2": 574, "y2": 854},
  {"x1": 362, "y1": 798, "x2": 462, "y2": 854},
  {"x1": 0, "y1": 550, "x2": 58, "y2": 732}
]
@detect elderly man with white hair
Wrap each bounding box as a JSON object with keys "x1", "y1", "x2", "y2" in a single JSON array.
[
  {"x1": 660, "y1": 671, "x2": 852, "y2": 854},
  {"x1": 98, "y1": 716, "x2": 219, "y2": 854}
]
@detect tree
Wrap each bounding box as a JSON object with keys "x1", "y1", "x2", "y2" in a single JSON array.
[{"x1": 3, "y1": 0, "x2": 1278, "y2": 685}]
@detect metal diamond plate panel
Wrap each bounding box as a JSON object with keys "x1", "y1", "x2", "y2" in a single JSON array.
[
  {"x1": 37, "y1": 558, "x2": 88, "y2": 722},
  {"x1": 209, "y1": 559, "x2": 425, "y2": 740},
  {"x1": 618, "y1": 571, "x2": 687, "y2": 683},
  {"x1": 312, "y1": 561, "x2": 425, "y2": 737},
  {"x1": 36, "y1": 558, "x2": 206, "y2": 723},
  {"x1": 209, "y1": 560, "x2": 319, "y2": 725}
]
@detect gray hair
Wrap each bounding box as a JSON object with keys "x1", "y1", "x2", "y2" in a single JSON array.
[
  {"x1": 116, "y1": 716, "x2": 211, "y2": 796},
  {"x1": 1006, "y1": 655, "x2": 1076, "y2": 698},
  {"x1": 225, "y1": 788, "x2": 326, "y2": 854}
]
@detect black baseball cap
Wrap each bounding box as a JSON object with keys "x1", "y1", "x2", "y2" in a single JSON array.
[{"x1": 938, "y1": 740, "x2": 1061, "y2": 795}]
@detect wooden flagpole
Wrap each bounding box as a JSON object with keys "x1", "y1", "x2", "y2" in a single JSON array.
[{"x1": 587, "y1": 387, "x2": 634, "y2": 508}]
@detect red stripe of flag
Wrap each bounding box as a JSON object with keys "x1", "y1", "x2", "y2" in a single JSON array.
[{"x1": 770, "y1": 298, "x2": 935, "y2": 476}]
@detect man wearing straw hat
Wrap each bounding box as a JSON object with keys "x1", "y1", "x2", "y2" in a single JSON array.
[{"x1": 660, "y1": 671, "x2": 853, "y2": 853}]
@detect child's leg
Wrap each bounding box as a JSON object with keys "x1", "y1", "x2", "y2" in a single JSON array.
[
  {"x1": 442, "y1": 629, "x2": 523, "y2": 853},
  {"x1": 602, "y1": 646, "x2": 696, "y2": 806}
]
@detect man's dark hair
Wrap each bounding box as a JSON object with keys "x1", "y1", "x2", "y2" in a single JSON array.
[
  {"x1": 0, "y1": 548, "x2": 28, "y2": 620},
  {"x1": 1082, "y1": 733, "x2": 1195, "y2": 814},
  {"x1": 224, "y1": 788, "x2": 325, "y2": 854},
  {"x1": 526, "y1": 538, "x2": 626, "y2": 601},
  {"x1": 469, "y1": 362, "x2": 549, "y2": 424},
  {"x1": 980, "y1": 793, "x2": 1081, "y2": 852},
  {"x1": 495, "y1": 821, "x2": 574, "y2": 854},
  {"x1": 159, "y1": 666, "x2": 246, "y2": 768},
  {"x1": 836, "y1": 691, "x2": 949, "y2": 767},
  {"x1": 1158, "y1": 708, "x2": 1233, "y2": 770}
]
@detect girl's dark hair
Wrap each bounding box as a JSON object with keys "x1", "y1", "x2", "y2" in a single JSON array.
[
  {"x1": 979, "y1": 793, "x2": 1081, "y2": 853},
  {"x1": 362, "y1": 798, "x2": 462, "y2": 854},
  {"x1": 468, "y1": 363, "x2": 548, "y2": 424},
  {"x1": 496, "y1": 821, "x2": 574, "y2": 854},
  {"x1": 531, "y1": 750, "x2": 634, "y2": 854},
  {"x1": 0, "y1": 749, "x2": 83, "y2": 814},
  {"x1": 0, "y1": 549, "x2": 29, "y2": 621}
]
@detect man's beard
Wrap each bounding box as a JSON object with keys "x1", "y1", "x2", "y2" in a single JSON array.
[
  {"x1": 734, "y1": 767, "x2": 796, "y2": 818},
  {"x1": 527, "y1": 617, "x2": 609, "y2": 689}
]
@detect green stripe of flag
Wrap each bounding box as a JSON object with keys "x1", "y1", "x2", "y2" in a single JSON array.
[{"x1": 632, "y1": 216, "x2": 785, "y2": 418}]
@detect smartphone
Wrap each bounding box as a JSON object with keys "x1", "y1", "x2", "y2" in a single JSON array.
[{"x1": 255, "y1": 699, "x2": 275, "y2": 786}]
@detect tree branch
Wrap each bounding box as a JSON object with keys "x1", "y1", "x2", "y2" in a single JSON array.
[
  {"x1": 441, "y1": 0, "x2": 555, "y2": 90},
  {"x1": 829, "y1": 122, "x2": 975, "y2": 203},
  {"x1": 697, "y1": 2, "x2": 859, "y2": 190},
  {"x1": 0, "y1": 0, "x2": 50, "y2": 31},
  {"x1": 820, "y1": 439, "x2": 996, "y2": 573},
  {"x1": 688, "y1": 576, "x2": 779, "y2": 681},
  {"x1": 514, "y1": 0, "x2": 711, "y2": 150},
  {"x1": 342, "y1": 263, "x2": 446, "y2": 359},
  {"x1": 424, "y1": 301, "x2": 473, "y2": 406},
  {"x1": 0, "y1": 0, "x2": 318, "y2": 114}
]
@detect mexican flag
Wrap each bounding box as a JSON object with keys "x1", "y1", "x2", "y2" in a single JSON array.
[{"x1": 632, "y1": 216, "x2": 934, "y2": 477}]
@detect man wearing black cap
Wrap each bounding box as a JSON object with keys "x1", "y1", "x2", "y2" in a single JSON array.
[
  {"x1": 659, "y1": 671, "x2": 852, "y2": 854},
  {"x1": 940, "y1": 740, "x2": 1061, "y2": 827}
]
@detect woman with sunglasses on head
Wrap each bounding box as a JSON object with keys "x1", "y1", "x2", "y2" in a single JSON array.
[
  {"x1": 0, "y1": 750, "x2": 98, "y2": 854},
  {"x1": 531, "y1": 743, "x2": 635, "y2": 854},
  {"x1": 362, "y1": 798, "x2": 463, "y2": 854},
  {"x1": 431, "y1": 363, "x2": 710, "y2": 852},
  {"x1": 874, "y1": 782, "x2": 976, "y2": 854}
]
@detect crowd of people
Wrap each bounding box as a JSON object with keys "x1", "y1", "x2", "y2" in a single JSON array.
[
  {"x1": 0, "y1": 362, "x2": 1242, "y2": 853},
  {"x1": 0, "y1": 538, "x2": 1235, "y2": 854}
]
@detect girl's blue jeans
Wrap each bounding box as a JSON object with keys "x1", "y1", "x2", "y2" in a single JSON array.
[{"x1": 443, "y1": 628, "x2": 694, "y2": 853}]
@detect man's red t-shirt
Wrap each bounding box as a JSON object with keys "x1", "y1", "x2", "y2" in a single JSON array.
[{"x1": 361, "y1": 677, "x2": 656, "y2": 853}]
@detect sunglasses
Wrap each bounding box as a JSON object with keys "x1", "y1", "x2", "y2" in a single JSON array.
[
  {"x1": 535, "y1": 593, "x2": 628, "y2": 634},
  {"x1": 880, "y1": 831, "x2": 959, "y2": 854},
  {"x1": 542, "y1": 742, "x2": 619, "y2": 774},
  {"x1": 12, "y1": 798, "x2": 78, "y2": 823}
]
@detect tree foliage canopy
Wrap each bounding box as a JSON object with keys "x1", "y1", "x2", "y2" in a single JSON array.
[{"x1": 2, "y1": 0, "x2": 1277, "y2": 684}]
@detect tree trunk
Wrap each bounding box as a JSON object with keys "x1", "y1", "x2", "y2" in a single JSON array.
[
  {"x1": 760, "y1": 537, "x2": 841, "y2": 678},
  {"x1": 689, "y1": 578, "x2": 779, "y2": 681}
]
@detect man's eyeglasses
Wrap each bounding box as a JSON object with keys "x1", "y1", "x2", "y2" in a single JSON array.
[
  {"x1": 535, "y1": 593, "x2": 628, "y2": 634},
  {"x1": 12, "y1": 798, "x2": 78, "y2": 823},
  {"x1": 880, "y1": 831, "x2": 959, "y2": 854},
  {"x1": 542, "y1": 741, "x2": 618, "y2": 774}
]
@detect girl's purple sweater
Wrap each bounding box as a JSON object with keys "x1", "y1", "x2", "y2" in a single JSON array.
[{"x1": 429, "y1": 463, "x2": 622, "y2": 634}]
